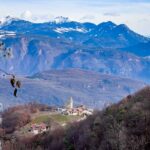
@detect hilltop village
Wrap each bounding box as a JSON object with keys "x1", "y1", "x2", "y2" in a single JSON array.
[
  {"x1": 58, "y1": 97, "x2": 93, "y2": 116},
  {"x1": 0, "y1": 97, "x2": 94, "y2": 137},
  {"x1": 28, "y1": 97, "x2": 93, "y2": 135}
]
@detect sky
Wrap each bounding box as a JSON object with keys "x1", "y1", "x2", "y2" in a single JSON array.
[{"x1": 0, "y1": 0, "x2": 150, "y2": 35}]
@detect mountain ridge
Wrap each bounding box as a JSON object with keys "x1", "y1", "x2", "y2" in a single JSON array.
[
  {"x1": 0, "y1": 69, "x2": 146, "y2": 109},
  {"x1": 0, "y1": 17, "x2": 150, "y2": 82}
]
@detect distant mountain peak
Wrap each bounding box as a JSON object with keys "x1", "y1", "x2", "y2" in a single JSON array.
[
  {"x1": 98, "y1": 21, "x2": 116, "y2": 27},
  {"x1": 117, "y1": 24, "x2": 130, "y2": 30},
  {"x1": 97, "y1": 21, "x2": 117, "y2": 31},
  {"x1": 0, "y1": 16, "x2": 19, "y2": 26},
  {"x1": 52, "y1": 16, "x2": 70, "y2": 24}
]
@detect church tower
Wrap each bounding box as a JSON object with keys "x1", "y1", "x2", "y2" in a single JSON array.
[{"x1": 66, "y1": 97, "x2": 73, "y2": 109}]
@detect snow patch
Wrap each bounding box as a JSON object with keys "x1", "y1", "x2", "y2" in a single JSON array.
[
  {"x1": 0, "y1": 30, "x2": 16, "y2": 38},
  {"x1": 54, "y1": 27, "x2": 87, "y2": 33},
  {"x1": 52, "y1": 16, "x2": 70, "y2": 24}
]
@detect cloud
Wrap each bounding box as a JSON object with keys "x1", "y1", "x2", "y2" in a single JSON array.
[
  {"x1": 32, "y1": 14, "x2": 55, "y2": 22},
  {"x1": 103, "y1": 12, "x2": 120, "y2": 17},
  {"x1": 20, "y1": 11, "x2": 55, "y2": 22},
  {"x1": 21, "y1": 10, "x2": 32, "y2": 20},
  {"x1": 80, "y1": 15, "x2": 96, "y2": 22}
]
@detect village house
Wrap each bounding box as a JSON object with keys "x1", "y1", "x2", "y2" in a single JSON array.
[{"x1": 30, "y1": 123, "x2": 48, "y2": 135}]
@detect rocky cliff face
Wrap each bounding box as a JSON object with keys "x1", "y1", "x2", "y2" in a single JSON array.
[{"x1": 0, "y1": 35, "x2": 149, "y2": 82}]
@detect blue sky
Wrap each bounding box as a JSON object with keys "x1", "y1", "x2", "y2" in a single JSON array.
[{"x1": 0, "y1": 0, "x2": 150, "y2": 35}]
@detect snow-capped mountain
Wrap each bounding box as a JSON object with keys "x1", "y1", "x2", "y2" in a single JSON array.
[
  {"x1": 1, "y1": 17, "x2": 148, "y2": 46},
  {"x1": 0, "y1": 17, "x2": 150, "y2": 82},
  {"x1": 0, "y1": 16, "x2": 19, "y2": 27},
  {"x1": 52, "y1": 16, "x2": 70, "y2": 24}
]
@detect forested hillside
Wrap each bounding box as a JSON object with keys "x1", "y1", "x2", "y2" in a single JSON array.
[{"x1": 1, "y1": 86, "x2": 150, "y2": 150}]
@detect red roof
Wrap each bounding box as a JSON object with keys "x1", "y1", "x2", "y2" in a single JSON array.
[{"x1": 31, "y1": 123, "x2": 47, "y2": 130}]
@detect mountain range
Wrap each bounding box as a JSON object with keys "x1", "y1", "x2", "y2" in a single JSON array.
[
  {"x1": 0, "y1": 16, "x2": 150, "y2": 108},
  {"x1": 0, "y1": 16, "x2": 150, "y2": 82}
]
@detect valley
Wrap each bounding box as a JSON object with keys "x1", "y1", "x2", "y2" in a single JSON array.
[
  {"x1": 0, "y1": 69, "x2": 146, "y2": 109},
  {"x1": 1, "y1": 0, "x2": 150, "y2": 149}
]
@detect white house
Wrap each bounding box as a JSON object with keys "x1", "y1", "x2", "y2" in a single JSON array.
[{"x1": 30, "y1": 123, "x2": 48, "y2": 135}]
